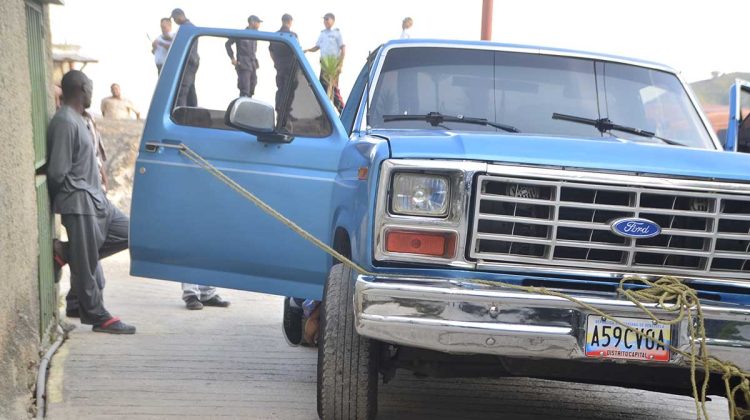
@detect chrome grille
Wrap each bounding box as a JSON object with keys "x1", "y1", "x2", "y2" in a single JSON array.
[{"x1": 470, "y1": 174, "x2": 750, "y2": 279}]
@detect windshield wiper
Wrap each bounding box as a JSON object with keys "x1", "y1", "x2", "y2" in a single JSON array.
[
  {"x1": 383, "y1": 112, "x2": 520, "y2": 133},
  {"x1": 552, "y1": 112, "x2": 687, "y2": 147}
]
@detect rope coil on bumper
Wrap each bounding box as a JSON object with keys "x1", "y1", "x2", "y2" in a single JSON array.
[{"x1": 177, "y1": 143, "x2": 749, "y2": 419}]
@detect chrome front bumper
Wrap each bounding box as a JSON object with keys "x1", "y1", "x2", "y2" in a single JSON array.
[{"x1": 354, "y1": 275, "x2": 750, "y2": 371}]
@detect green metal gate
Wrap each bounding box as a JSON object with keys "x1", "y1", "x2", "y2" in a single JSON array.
[
  {"x1": 26, "y1": 1, "x2": 48, "y2": 170},
  {"x1": 36, "y1": 176, "x2": 55, "y2": 336},
  {"x1": 27, "y1": 0, "x2": 56, "y2": 338}
]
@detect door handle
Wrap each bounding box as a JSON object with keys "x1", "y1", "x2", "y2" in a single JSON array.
[{"x1": 144, "y1": 141, "x2": 185, "y2": 153}]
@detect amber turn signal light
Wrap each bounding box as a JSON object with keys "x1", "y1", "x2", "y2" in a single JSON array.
[{"x1": 385, "y1": 230, "x2": 456, "y2": 258}]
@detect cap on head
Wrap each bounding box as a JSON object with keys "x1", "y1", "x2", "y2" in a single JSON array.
[
  {"x1": 323, "y1": 12, "x2": 335, "y2": 20},
  {"x1": 170, "y1": 8, "x2": 185, "y2": 18},
  {"x1": 248, "y1": 15, "x2": 262, "y2": 24},
  {"x1": 281, "y1": 13, "x2": 293, "y2": 23}
]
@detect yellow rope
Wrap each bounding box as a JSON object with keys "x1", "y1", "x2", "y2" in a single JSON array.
[{"x1": 177, "y1": 144, "x2": 750, "y2": 419}]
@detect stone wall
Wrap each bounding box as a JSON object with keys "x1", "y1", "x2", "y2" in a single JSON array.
[
  {"x1": 0, "y1": 1, "x2": 44, "y2": 418},
  {"x1": 97, "y1": 118, "x2": 144, "y2": 215}
]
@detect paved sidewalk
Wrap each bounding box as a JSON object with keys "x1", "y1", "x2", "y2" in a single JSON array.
[{"x1": 46, "y1": 253, "x2": 729, "y2": 419}]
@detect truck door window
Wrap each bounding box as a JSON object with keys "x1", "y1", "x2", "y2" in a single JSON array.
[{"x1": 171, "y1": 36, "x2": 331, "y2": 137}]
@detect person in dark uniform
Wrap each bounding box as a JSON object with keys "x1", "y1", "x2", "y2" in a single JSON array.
[
  {"x1": 171, "y1": 8, "x2": 199, "y2": 107},
  {"x1": 225, "y1": 15, "x2": 262, "y2": 97},
  {"x1": 269, "y1": 13, "x2": 298, "y2": 126},
  {"x1": 47, "y1": 70, "x2": 135, "y2": 334}
]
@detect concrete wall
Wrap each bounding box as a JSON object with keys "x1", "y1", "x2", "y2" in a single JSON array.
[{"x1": 0, "y1": 0, "x2": 47, "y2": 418}]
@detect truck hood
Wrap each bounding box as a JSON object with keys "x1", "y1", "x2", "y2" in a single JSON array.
[{"x1": 379, "y1": 130, "x2": 750, "y2": 182}]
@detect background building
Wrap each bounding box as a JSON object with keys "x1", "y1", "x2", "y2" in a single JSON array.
[{"x1": 0, "y1": 0, "x2": 60, "y2": 417}]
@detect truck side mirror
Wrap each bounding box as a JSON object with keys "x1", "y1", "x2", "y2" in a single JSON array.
[
  {"x1": 725, "y1": 79, "x2": 750, "y2": 153},
  {"x1": 225, "y1": 97, "x2": 294, "y2": 143},
  {"x1": 226, "y1": 97, "x2": 275, "y2": 133}
]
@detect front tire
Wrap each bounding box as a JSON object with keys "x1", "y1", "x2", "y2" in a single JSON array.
[{"x1": 317, "y1": 264, "x2": 379, "y2": 420}]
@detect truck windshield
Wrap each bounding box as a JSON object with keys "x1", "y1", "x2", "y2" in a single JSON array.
[{"x1": 369, "y1": 47, "x2": 714, "y2": 149}]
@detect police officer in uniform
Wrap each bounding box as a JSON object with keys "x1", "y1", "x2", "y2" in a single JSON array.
[
  {"x1": 225, "y1": 15, "x2": 262, "y2": 97},
  {"x1": 269, "y1": 13, "x2": 298, "y2": 126},
  {"x1": 171, "y1": 8, "x2": 199, "y2": 107}
]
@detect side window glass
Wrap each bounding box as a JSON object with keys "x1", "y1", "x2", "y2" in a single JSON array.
[
  {"x1": 340, "y1": 59, "x2": 371, "y2": 135},
  {"x1": 739, "y1": 88, "x2": 750, "y2": 153},
  {"x1": 172, "y1": 35, "x2": 331, "y2": 137}
]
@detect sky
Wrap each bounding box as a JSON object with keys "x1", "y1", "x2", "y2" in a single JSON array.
[{"x1": 49, "y1": 0, "x2": 749, "y2": 117}]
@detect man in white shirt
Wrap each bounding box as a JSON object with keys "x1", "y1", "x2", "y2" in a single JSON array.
[
  {"x1": 152, "y1": 17, "x2": 174, "y2": 75},
  {"x1": 304, "y1": 12, "x2": 345, "y2": 113},
  {"x1": 401, "y1": 17, "x2": 413, "y2": 39}
]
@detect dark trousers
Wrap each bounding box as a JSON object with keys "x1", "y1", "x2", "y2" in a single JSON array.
[
  {"x1": 63, "y1": 200, "x2": 129, "y2": 325},
  {"x1": 156, "y1": 63, "x2": 163, "y2": 75},
  {"x1": 274, "y1": 65, "x2": 298, "y2": 127},
  {"x1": 237, "y1": 68, "x2": 257, "y2": 97},
  {"x1": 177, "y1": 63, "x2": 199, "y2": 107},
  {"x1": 319, "y1": 73, "x2": 344, "y2": 113},
  {"x1": 274, "y1": 68, "x2": 294, "y2": 113}
]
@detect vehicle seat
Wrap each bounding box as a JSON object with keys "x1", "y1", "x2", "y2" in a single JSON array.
[{"x1": 172, "y1": 106, "x2": 212, "y2": 128}]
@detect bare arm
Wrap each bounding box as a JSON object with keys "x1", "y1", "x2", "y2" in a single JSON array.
[{"x1": 127, "y1": 101, "x2": 141, "y2": 120}]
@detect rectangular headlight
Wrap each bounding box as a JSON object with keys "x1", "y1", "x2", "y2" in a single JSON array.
[{"x1": 392, "y1": 173, "x2": 449, "y2": 217}]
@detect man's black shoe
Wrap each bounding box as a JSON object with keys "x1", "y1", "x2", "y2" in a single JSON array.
[
  {"x1": 282, "y1": 297, "x2": 303, "y2": 346},
  {"x1": 185, "y1": 296, "x2": 203, "y2": 310},
  {"x1": 203, "y1": 295, "x2": 230, "y2": 308}
]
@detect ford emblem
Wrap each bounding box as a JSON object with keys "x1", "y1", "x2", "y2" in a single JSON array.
[{"x1": 610, "y1": 218, "x2": 661, "y2": 238}]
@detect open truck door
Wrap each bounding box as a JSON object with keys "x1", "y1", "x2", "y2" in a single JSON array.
[
  {"x1": 129, "y1": 26, "x2": 348, "y2": 300},
  {"x1": 725, "y1": 79, "x2": 750, "y2": 153}
]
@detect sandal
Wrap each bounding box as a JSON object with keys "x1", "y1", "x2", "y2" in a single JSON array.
[{"x1": 92, "y1": 317, "x2": 136, "y2": 334}]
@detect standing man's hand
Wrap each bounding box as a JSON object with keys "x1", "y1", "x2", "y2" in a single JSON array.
[
  {"x1": 231, "y1": 58, "x2": 237, "y2": 66},
  {"x1": 100, "y1": 166, "x2": 109, "y2": 192}
]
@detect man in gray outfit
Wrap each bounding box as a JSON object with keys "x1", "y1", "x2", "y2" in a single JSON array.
[{"x1": 48, "y1": 70, "x2": 135, "y2": 334}]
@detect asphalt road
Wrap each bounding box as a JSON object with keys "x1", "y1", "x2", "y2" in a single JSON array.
[{"x1": 45, "y1": 253, "x2": 729, "y2": 419}]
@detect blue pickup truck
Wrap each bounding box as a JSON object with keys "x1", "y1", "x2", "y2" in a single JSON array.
[{"x1": 130, "y1": 25, "x2": 750, "y2": 419}]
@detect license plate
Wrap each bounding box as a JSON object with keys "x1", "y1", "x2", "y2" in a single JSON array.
[{"x1": 585, "y1": 315, "x2": 671, "y2": 362}]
